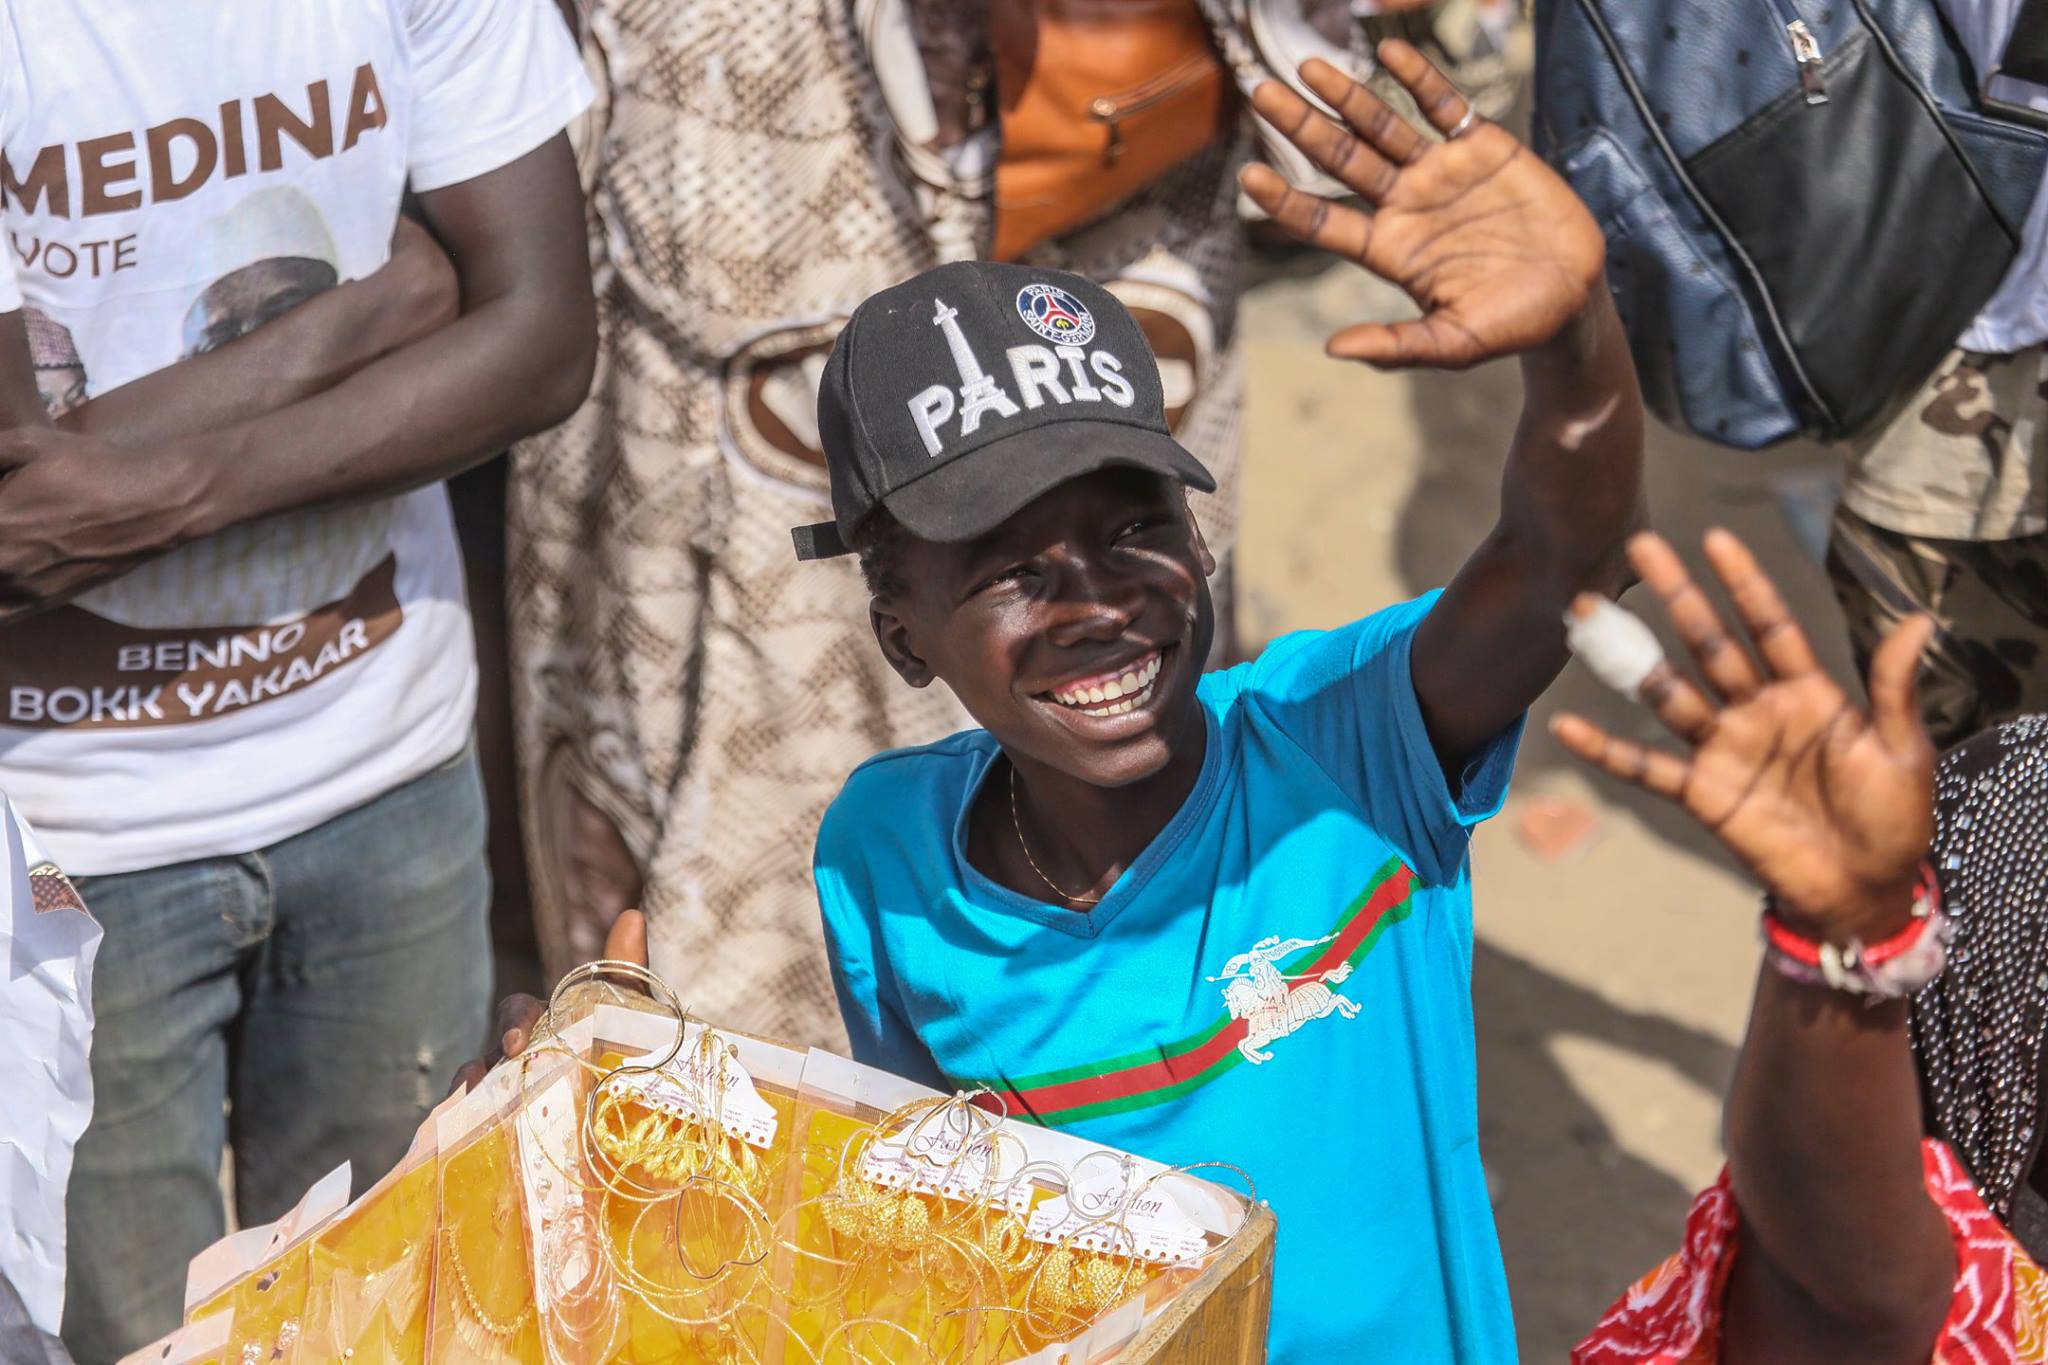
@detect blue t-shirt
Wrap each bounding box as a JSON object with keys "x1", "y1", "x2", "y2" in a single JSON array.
[{"x1": 814, "y1": 594, "x2": 1522, "y2": 1363}]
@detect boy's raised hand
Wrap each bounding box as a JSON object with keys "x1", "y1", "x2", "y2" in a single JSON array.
[
  {"x1": 1552, "y1": 532, "x2": 1936, "y2": 942},
  {"x1": 1242, "y1": 42, "x2": 1606, "y2": 370}
]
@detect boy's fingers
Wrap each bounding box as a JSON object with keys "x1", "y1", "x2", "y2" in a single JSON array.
[
  {"x1": 602, "y1": 907, "x2": 648, "y2": 968},
  {"x1": 1867, "y1": 613, "x2": 1936, "y2": 761},
  {"x1": 445, "y1": 995, "x2": 542, "y2": 1097},
  {"x1": 1250, "y1": 80, "x2": 1400, "y2": 202},
  {"x1": 492, "y1": 993, "x2": 546, "y2": 1056},
  {"x1": 1550, "y1": 713, "x2": 1690, "y2": 799},
  {"x1": 446, "y1": 1059, "x2": 485, "y2": 1098},
  {"x1": 1627, "y1": 532, "x2": 1763, "y2": 702},
  {"x1": 1298, "y1": 58, "x2": 1426, "y2": 167},
  {"x1": 1373, "y1": 39, "x2": 1472, "y2": 140},
  {"x1": 1240, "y1": 164, "x2": 1372, "y2": 259},
  {"x1": 1701, "y1": 528, "x2": 1819, "y2": 680}
]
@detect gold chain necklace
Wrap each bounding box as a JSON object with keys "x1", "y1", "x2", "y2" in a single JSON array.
[
  {"x1": 439, "y1": 1224, "x2": 534, "y2": 1344},
  {"x1": 1009, "y1": 765, "x2": 1102, "y2": 907}
]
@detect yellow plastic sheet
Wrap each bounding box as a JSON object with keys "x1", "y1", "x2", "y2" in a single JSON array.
[{"x1": 131, "y1": 965, "x2": 1253, "y2": 1365}]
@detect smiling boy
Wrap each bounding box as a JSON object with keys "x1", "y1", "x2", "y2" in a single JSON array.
[{"x1": 802, "y1": 47, "x2": 1644, "y2": 1361}]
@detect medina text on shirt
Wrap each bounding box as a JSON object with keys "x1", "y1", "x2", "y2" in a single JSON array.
[{"x1": 1, "y1": 64, "x2": 390, "y2": 220}]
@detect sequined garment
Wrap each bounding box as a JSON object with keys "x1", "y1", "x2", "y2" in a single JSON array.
[{"x1": 1913, "y1": 714, "x2": 2048, "y2": 1232}]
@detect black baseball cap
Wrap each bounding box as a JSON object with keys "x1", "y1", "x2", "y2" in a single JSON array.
[{"x1": 791, "y1": 260, "x2": 1215, "y2": 561}]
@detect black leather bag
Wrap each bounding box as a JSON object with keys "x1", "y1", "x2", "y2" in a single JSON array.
[{"x1": 1536, "y1": 0, "x2": 2048, "y2": 448}]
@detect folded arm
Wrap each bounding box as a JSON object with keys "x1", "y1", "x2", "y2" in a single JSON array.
[
  {"x1": 55, "y1": 217, "x2": 457, "y2": 448},
  {"x1": 0, "y1": 313, "x2": 40, "y2": 430},
  {"x1": 0, "y1": 134, "x2": 595, "y2": 618},
  {"x1": 177, "y1": 133, "x2": 594, "y2": 535},
  {"x1": 1239, "y1": 42, "x2": 1644, "y2": 775}
]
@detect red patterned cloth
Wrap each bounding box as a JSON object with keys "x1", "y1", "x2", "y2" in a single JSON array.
[
  {"x1": 28, "y1": 862, "x2": 88, "y2": 918},
  {"x1": 1575, "y1": 1140, "x2": 2048, "y2": 1363}
]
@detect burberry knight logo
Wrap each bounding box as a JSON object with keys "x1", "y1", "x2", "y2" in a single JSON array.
[
  {"x1": 2, "y1": 64, "x2": 390, "y2": 223},
  {"x1": 907, "y1": 290, "x2": 1138, "y2": 457}
]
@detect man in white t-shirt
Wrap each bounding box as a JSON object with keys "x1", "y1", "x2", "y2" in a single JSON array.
[{"x1": 0, "y1": 2, "x2": 595, "y2": 1358}]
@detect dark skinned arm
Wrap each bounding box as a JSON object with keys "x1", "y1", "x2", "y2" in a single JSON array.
[
  {"x1": 0, "y1": 134, "x2": 594, "y2": 618},
  {"x1": 1414, "y1": 296, "x2": 1641, "y2": 768},
  {"x1": 56, "y1": 217, "x2": 457, "y2": 447},
  {"x1": 0, "y1": 312, "x2": 45, "y2": 430},
  {"x1": 1718, "y1": 975, "x2": 1950, "y2": 1363},
  {"x1": 1240, "y1": 42, "x2": 1644, "y2": 774},
  {"x1": 1556, "y1": 531, "x2": 1954, "y2": 1364}
]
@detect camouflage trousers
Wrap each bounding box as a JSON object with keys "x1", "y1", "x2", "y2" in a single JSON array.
[
  {"x1": 1827, "y1": 505, "x2": 2048, "y2": 749},
  {"x1": 1828, "y1": 344, "x2": 2048, "y2": 748}
]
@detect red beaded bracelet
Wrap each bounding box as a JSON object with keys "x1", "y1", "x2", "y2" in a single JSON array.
[
  {"x1": 1762, "y1": 862, "x2": 1942, "y2": 965},
  {"x1": 1759, "y1": 862, "x2": 1947, "y2": 999}
]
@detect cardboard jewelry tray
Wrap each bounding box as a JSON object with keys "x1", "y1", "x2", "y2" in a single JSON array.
[{"x1": 121, "y1": 985, "x2": 1275, "y2": 1364}]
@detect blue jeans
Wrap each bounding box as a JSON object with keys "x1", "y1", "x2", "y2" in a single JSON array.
[{"x1": 59, "y1": 746, "x2": 491, "y2": 1365}]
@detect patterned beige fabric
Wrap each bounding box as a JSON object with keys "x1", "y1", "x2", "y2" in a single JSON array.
[
  {"x1": 1842, "y1": 345, "x2": 2048, "y2": 542},
  {"x1": 509, "y1": 0, "x2": 1250, "y2": 1047},
  {"x1": 1830, "y1": 344, "x2": 2048, "y2": 747}
]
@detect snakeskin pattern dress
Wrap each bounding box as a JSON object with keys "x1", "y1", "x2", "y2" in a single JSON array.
[{"x1": 508, "y1": 0, "x2": 1252, "y2": 1046}]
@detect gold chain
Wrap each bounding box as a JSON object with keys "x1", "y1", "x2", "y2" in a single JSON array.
[
  {"x1": 439, "y1": 1224, "x2": 534, "y2": 1340},
  {"x1": 1008, "y1": 766, "x2": 1102, "y2": 906}
]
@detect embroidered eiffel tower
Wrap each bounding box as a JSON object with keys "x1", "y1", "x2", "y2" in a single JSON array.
[{"x1": 933, "y1": 297, "x2": 1019, "y2": 436}]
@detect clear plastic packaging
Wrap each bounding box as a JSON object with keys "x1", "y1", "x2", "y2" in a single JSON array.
[{"x1": 124, "y1": 963, "x2": 1270, "y2": 1365}]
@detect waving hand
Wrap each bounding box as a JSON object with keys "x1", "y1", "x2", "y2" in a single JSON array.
[
  {"x1": 1241, "y1": 42, "x2": 1606, "y2": 370},
  {"x1": 1553, "y1": 531, "x2": 1935, "y2": 939}
]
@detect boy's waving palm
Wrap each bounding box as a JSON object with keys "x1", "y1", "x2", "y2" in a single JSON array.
[
  {"x1": 1242, "y1": 40, "x2": 1644, "y2": 770},
  {"x1": 1242, "y1": 43, "x2": 1606, "y2": 369}
]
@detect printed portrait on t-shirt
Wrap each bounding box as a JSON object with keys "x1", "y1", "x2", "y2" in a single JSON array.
[
  {"x1": 76, "y1": 186, "x2": 395, "y2": 631},
  {"x1": 180, "y1": 186, "x2": 341, "y2": 356},
  {"x1": 21, "y1": 307, "x2": 84, "y2": 419}
]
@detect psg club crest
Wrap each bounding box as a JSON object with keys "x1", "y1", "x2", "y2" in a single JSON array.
[{"x1": 1015, "y1": 283, "x2": 1097, "y2": 346}]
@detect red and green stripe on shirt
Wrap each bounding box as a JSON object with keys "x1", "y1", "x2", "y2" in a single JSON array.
[{"x1": 957, "y1": 855, "x2": 1417, "y2": 1127}]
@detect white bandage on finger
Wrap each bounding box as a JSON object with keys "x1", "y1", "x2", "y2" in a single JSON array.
[{"x1": 1564, "y1": 598, "x2": 1668, "y2": 698}]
